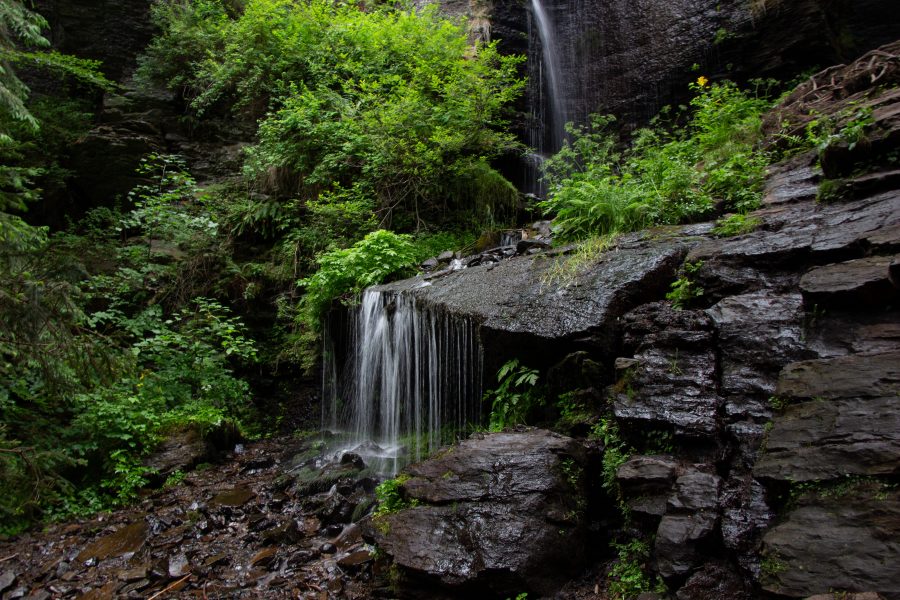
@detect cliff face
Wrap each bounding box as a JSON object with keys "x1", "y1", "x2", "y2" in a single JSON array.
[
  {"x1": 369, "y1": 43, "x2": 900, "y2": 599},
  {"x1": 36, "y1": 0, "x2": 155, "y2": 82},
  {"x1": 454, "y1": 0, "x2": 900, "y2": 130}
]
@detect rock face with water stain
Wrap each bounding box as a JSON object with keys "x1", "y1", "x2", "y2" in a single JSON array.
[
  {"x1": 367, "y1": 43, "x2": 900, "y2": 600},
  {"x1": 365, "y1": 429, "x2": 588, "y2": 598}
]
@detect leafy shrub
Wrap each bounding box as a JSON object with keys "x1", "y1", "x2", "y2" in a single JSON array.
[
  {"x1": 666, "y1": 261, "x2": 705, "y2": 309},
  {"x1": 293, "y1": 230, "x2": 418, "y2": 370},
  {"x1": 484, "y1": 359, "x2": 541, "y2": 431},
  {"x1": 0, "y1": 155, "x2": 259, "y2": 532},
  {"x1": 373, "y1": 474, "x2": 418, "y2": 518},
  {"x1": 607, "y1": 539, "x2": 665, "y2": 599},
  {"x1": 140, "y1": 0, "x2": 524, "y2": 229},
  {"x1": 712, "y1": 213, "x2": 762, "y2": 237},
  {"x1": 540, "y1": 80, "x2": 774, "y2": 241}
]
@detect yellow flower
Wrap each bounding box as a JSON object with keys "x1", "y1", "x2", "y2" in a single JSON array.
[{"x1": 696, "y1": 76, "x2": 709, "y2": 87}]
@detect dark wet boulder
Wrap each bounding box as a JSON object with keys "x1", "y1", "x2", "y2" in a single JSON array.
[
  {"x1": 616, "y1": 455, "x2": 680, "y2": 518},
  {"x1": 376, "y1": 229, "x2": 697, "y2": 367},
  {"x1": 760, "y1": 486, "x2": 900, "y2": 598},
  {"x1": 614, "y1": 304, "x2": 721, "y2": 439},
  {"x1": 706, "y1": 292, "x2": 810, "y2": 397},
  {"x1": 420, "y1": 257, "x2": 440, "y2": 271},
  {"x1": 800, "y1": 255, "x2": 900, "y2": 308},
  {"x1": 365, "y1": 429, "x2": 587, "y2": 598},
  {"x1": 515, "y1": 238, "x2": 550, "y2": 254},
  {"x1": 655, "y1": 512, "x2": 718, "y2": 580},
  {"x1": 675, "y1": 562, "x2": 752, "y2": 600},
  {"x1": 754, "y1": 397, "x2": 900, "y2": 482},
  {"x1": 688, "y1": 192, "x2": 900, "y2": 270},
  {"x1": 143, "y1": 423, "x2": 239, "y2": 484},
  {"x1": 775, "y1": 351, "x2": 900, "y2": 400}
]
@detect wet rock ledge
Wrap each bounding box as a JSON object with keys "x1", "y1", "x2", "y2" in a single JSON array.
[{"x1": 365, "y1": 429, "x2": 590, "y2": 599}]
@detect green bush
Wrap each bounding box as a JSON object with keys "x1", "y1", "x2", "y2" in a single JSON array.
[
  {"x1": 140, "y1": 0, "x2": 524, "y2": 230},
  {"x1": 712, "y1": 213, "x2": 762, "y2": 237},
  {"x1": 484, "y1": 359, "x2": 541, "y2": 431},
  {"x1": 292, "y1": 230, "x2": 418, "y2": 369},
  {"x1": 373, "y1": 474, "x2": 418, "y2": 518},
  {"x1": 666, "y1": 261, "x2": 704, "y2": 309},
  {"x1": 540, "y1": 80, "x2": 774, "y2": 241},
  {"x1": 0, "y1": 156, "x2": 259, "y2": 532}
]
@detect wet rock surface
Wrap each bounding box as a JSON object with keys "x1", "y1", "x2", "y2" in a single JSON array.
[
  {"x1": 613, "y1": 303, "x2": 721, "y2": 438},
  {"x1": 754, "y1": 396, "x2": 900, "y2": 481},
  {"x1": 366, "y1": 429, "x2": 588, "y2": 598},
  {"x1": 379, "y1": 230, "x2": 697, "y2": 361},
  {"x1": 760, "y1": 487, "x2": 900, "y2": 599}
]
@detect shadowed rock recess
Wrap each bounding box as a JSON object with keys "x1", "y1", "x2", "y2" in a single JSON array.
[{"x1": 367, "y1": 43, "x2": 900, "y2": 599}]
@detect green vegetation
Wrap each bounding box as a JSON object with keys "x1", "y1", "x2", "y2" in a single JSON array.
[
  {"x1": 806, "y1": 106, "x2": 874, "y2": 154},
  {"x1": 539, "y1": 80, "x2": 774, "y2": 242},
  {"x1": 1, "y1": 0, "x2": 528, "y2": 533},
  {"x1": 140, "y1": 0, "x2": 524, "y2": 230},
  {"x1": 712, "y1": 213, "x2": 763, "y2": 237},
  {"x1": 373, "y1": 474, "x2": 418, "y2": 519},
  {"x1": 666, "y1": 261, "x2": 705, "y2": 309},
  {"x1": 1, "y1": 153, "x2": 259, "y2": 533},
  {"x1": 484, "y1": 359, "x2": 542, "y2": 431},
  {"x1": 607, "y1": 539, "x2": 666, "y2": 599},
  {"x1": 591, "y1": 417, "x2": 632, "y2": 499},
  {"x1": 540, "y1": 233, "x2": 618, "y2": 290}
]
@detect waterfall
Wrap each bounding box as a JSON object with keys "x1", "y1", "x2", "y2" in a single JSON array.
[
  {"x1": 322, "y1": 289, "x2": 483, "y2": 475},
  {"x1": 530, "y1": 0, "x2": 569, "y2": 153}
]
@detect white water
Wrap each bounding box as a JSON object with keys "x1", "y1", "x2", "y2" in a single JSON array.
[
  {"x1": 322, "y1": 290, "x2": 483, "y2": 474},
  {"x1": 531, "y1": 0, "x2": 569, "y2": 153}
]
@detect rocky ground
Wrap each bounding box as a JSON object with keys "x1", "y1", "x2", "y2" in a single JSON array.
[{"x1": 0, "y1": 436, "x2": 382, "y2": 600}]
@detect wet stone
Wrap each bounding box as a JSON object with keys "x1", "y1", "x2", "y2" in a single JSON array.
[
  {"x1": 209, "y1": 485, "x2": 255, "y2": 508},
  {"x1": 368, "y1": 429, "x2": 587, "y2": 597},
  {"x1": 761, "y1": 487, "x2": 900, "y2": 598},
  {"x1": 777, "y1": 350, "x2": 900, "y2": 400},
  {"x1": 76, "y1": 522, "x2": 148, "y2": 563},
  {"x1": 117, "y1": 566, "x2": 147, "y2": 582},
  {"x1": 667, "y1": 470, "x2": 721, "y2": 513},
  {"x1": 655, "y1": 512, "x2": 718, "y2": 580},
  {"x1": 675, "y1": 562, "x2": 751, "y2": 600},
  {"x1": 167, "y1": 553, "x2": 189, "y2": 578},
  {"x1": 706, "y1": 292, "x2": 810, "y2": 396},
  {"x1": 754, "y1": 397, "x2": 900, "y2": 482},
  {"x1": 0, "y1": 572, "x2": 16, "y2": 593},
  {"x1": 336, "y1": 549, "x2": 373, "y2": 569},
  {"x1": 800, "y1": 255, "x2": 900, "y2": 307},
  {"x1": 76, "y1": 582, "x2": 118, "y2": 600},
  {"x1": 249, "y1": 548, "x2": 277, "y2": 568},
  {"x1": 319, "y1": 543, "x2": 336, "y2": 555}
]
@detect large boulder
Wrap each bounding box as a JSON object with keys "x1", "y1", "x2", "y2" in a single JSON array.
[
  {"x1": 375, "y1": 228, "x2": 701, "y2": 373},
  {"x1": 613, "y1": 303, "x2": 722, "y2": 439},
  {"x1": 754, "y1": 396, "x2": 900, "y2": 482},
  {"x1": 365, "y1": 429, "x2": 588, "y2": 598},
  {"x1": 760, "y1": 486, "x2": 900, "y2": 599}
]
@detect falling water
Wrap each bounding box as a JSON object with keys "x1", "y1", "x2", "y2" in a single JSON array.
[
  {"x1": 322, "y1": 289, "x2": 483, "y2": 475},
  {"x1": 530, "y1": 0, "x2": 569, "y2": 152}
]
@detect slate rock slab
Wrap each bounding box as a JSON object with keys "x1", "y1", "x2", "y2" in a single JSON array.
[
  {"x1": 706, "y1": 292, "x2": 810, "y2": 396},
  {"x1": 800, "y1": 255, "x2": 900, "y2": 307},
  {"x1": 366, "y1": 429, "x2": 587, "y2": 597},
  {"x1": 776, "y1": 351, "x2": 900, "y2": 400},
  {"x1": 760, "y1": 488, "x2": 900, "y2": 599},
  {"x1": 754, "y1": 397, "x2": 900, "y2": 481}
]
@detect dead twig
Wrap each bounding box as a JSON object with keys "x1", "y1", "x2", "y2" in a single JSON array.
[{"x1": 147, "y1": 574, "x2": 192, "y2": 600}]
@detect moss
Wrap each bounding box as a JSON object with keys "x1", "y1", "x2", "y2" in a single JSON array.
[{"x1": 816, "y1": 178, "x2": 846, "y2": 202}]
